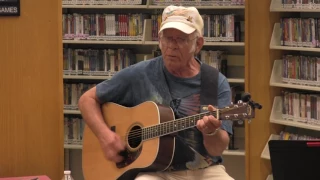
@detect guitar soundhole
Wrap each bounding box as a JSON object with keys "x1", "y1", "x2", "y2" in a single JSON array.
[
  {"x1": 128, "y1": 125, "x2": 142, "y2": 149},
  {"x1": 116, "y1": 125, "x2": 143, "y2": 169}
]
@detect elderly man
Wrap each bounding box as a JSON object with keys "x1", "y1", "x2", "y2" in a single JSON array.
[{"x1": 78, "y1": 5, "x2": 234, "y2": 180}]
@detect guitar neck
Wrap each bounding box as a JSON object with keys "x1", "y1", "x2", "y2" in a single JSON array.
[{"x1": 141, "y1": 110, "x2": 218, "y2": 141}]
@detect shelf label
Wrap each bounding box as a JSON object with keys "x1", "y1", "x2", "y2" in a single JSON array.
[{"x1": 0, "y1": 0, "x2": 20, "y2": 16}]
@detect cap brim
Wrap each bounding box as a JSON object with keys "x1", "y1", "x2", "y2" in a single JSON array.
[{"x1": 159, "y1": 21, "x2": 195, "y2": 34}]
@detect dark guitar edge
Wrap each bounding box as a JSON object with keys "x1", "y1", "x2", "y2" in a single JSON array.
[{"x1": 117, "y1": 103, "x2": 176, "y2": 180}]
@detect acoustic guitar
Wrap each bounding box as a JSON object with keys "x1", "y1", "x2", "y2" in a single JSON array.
[{"x1": 82, "y1": 96, "x2": 262, "y2": 180}]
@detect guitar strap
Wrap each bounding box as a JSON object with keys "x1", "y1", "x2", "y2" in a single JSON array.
[{"x1": 200, "y1": 63, "x2": 219, "y2": 108}]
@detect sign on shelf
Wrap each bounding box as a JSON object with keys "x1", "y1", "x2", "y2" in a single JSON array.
[{"x1": 0, "y1": 0, "x2": 20, "y2": 16}]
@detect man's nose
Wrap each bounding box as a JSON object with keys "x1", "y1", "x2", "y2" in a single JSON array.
[{"x1": 167, "y1": 39, "x2": 179, "y2": 49}]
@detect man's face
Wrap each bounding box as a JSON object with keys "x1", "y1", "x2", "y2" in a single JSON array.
[{"x1": 159, "y1": 28, "x2": 199, "y2": 69}]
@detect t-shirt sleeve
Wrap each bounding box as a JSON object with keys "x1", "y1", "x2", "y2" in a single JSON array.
[
  {"x1": 217, "y1": 73, "x2": 233, "y2": 135},
  {"x1": 95, "y1": 67, "x2": 134, "y2": 106}
]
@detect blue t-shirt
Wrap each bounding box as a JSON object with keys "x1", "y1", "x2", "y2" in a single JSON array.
[{"x1": 96, "y1": 56, "x2": 233, "y2": 171}]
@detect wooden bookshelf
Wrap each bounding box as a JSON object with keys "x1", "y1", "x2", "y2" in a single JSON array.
[
  {"x1": 246, "y1": 0, "x2": 282, "y2": 179},
  {"x1": 267, "y1": 0, "x2": 320, "y2": 179},
  {"x1": 0, "y1": 0, "x2": 64, "y2": 179}
]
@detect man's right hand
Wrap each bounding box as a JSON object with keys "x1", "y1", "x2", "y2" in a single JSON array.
[{"x1": 99, "y1": 130, "x2": 126, "y2": 163}]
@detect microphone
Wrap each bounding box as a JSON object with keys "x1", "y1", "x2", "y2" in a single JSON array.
[
  {"x1": 241, "y1": 92, "x2": 262, "y2": 109},
  {"x1": 241, "y1": 92, "x2": 251, "y2": 102}
]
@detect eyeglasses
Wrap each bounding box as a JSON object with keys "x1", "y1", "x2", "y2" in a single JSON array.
[{"x1": 159, "y1": 36, "x2": 198, "y2": 48}]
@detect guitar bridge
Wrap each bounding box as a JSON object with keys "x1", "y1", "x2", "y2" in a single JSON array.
[{"x1": 116, "y1": 147, "x2": 142, "y2": 169}]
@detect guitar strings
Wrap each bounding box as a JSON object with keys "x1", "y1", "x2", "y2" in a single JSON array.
[
  {"x1": 123, "y1": 111, "x2": 218, "y2": 140},
  {"x1": 124, "y1": 106, "x2": 243, "y2": 141},
  {"x1": 123, "y1": 106, "x2": 241, "y2": 141}
]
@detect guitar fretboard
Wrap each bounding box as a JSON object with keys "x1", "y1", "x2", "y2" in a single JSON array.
[{"x1": 141, "y1": 111, "x2": 217, "y2": 141}]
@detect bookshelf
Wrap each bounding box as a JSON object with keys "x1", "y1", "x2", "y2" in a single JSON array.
[
  {"x1": 270, "y1": 23, "x2": 320, "y2": 52},
  {"x1": 262, "y1": 0, "x2": 320, "y2": 179},
  {"x1": 62, "y1": 0, "x2": 247, "y2": 180},
  {"x1": 270, "y1": 96, "x2": 320, "y2": 131},
  {"x1": 0, "y1": 1, "x2": 64, "y2": 179}
]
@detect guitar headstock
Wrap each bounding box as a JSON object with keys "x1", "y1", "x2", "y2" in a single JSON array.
[{"x1": 219, "y1": 94, "x2": 262, "y2": 123}]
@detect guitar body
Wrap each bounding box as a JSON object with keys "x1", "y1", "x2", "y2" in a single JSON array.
[{"x1": 82, "y1": 101, "x2": 176, "y2": 180}]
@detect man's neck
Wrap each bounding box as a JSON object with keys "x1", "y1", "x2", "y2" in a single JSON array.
[{"x1": 165, "y1": 58, "x2": 200, "y2": 78}]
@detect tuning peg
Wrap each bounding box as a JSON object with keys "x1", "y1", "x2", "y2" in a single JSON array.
[
  {"x1": 237, "y1": 120, "x2": 244, "y2": 125},
  {"x1": 241, "y1": 92, "x2": 251, "y2": 102}
]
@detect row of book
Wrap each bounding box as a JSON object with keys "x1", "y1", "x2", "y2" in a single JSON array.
[
  {"x1": 280, "y1": 18, "x2": 320, "y2": 48},
  {"x1": 282, "y1": 91, "x2": 320, "y2": 125},
  {"x1": 64, "y1": 115, "x2": 84, "y2": 145},
  {"x1": 62, "y1": 0, "x2": 245, "y2": 6},
  {"x1": 198, "y1": 50, "x2": 228, "y2": 76},
  {"x1": 152, "y1": 0, "x2": 245, "y2": 6},
  {"x1": 62, "y1": 13, "x2": 147, "y2": 40},
  {"x1": 63, "y1": 48, "x2": 137, "y2": 76},
  {"x1": 281, "y1": 0, "x2": 320, "y2": 9},
  {"x1": 62, "y1": 0, "x2": 144, "y2": 5},
  {"x1": 279, "y1": 130, "x2": 320, "y2": 140},
  {"x1": 152, "y1": 13, "x2": 243, "y2": 42},
  {"x1": 62, "y1": 13, "x2": 244, "y2": 42},
  {"x1": 151, "y1": 14, "x2": 162, "y2": 41},
  {"x1": 282, "y1": 55, "x2": 320, "y2": 86},
  {"x1": 202, "y1": 14, "x2": 238, "y2": 42},
  {"x1": 63, "y1": 48, "x2": 232, "y2": 77},
  {"x1": 64, "y1": 83, "x2": 97, "y2": 110}
]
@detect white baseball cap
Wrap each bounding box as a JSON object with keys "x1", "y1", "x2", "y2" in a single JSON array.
[{"x1": 158, "y1": 5, "x2": 204, "y2": 36}]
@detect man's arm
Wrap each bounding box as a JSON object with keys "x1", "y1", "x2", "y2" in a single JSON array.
[
  {"x1": 201, "y1": 107, "x2": 230, "y2": 157},
  {"x1": 78, "y1": 87, "x2": 113, "y2": 142},
  {"x1": 197, "y1": 74, "x2": 232, "y2": 156},
  {"x1": 78, "y1": 87, "x2": 125, "y2": 163},
  {"x1": 78, "y1": 68, "x2": 134, "y2": 162}
]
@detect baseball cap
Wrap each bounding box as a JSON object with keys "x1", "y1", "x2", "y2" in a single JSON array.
[{"x1": 158, "y1": 5, "x2": 204, "y2": 36}]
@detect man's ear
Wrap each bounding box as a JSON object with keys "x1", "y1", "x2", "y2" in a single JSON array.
[
  {"x1": 196, "y1": 37, "x2": 204, "y2": 54},
  {"x1": 159, "y1": 40, "x2": 162, "y2": 50}
]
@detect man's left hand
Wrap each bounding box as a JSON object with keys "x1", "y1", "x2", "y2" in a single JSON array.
[{"x1": 196, "y1": 105, "x2": 221, "y2": 134}]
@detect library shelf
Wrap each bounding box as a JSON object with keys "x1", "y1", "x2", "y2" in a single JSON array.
[
  {"x1": 261, "y1": 134, "x2": 280, "y2": 160},
  {"x1": 270, "y1": 60, "x2": 320, "y2": 91},
  {"x1": 270, "y1": 23, "x2": 320, "y2": 52},
  {"x1": 62, "y1": 4, "x2": 148, "y2": 9},
  {"x1": 270, "y1": 96, "x2": 320, "y2": 132},
  {"x1": 64, "y1": 144, "x2": 83, "y2": 149},
  {"x1": 270, "y1": 0, "x2": 320, "y2": 12},
  {"x1": 266, "y1": 174, "x2": 273, "y2": 180}
]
